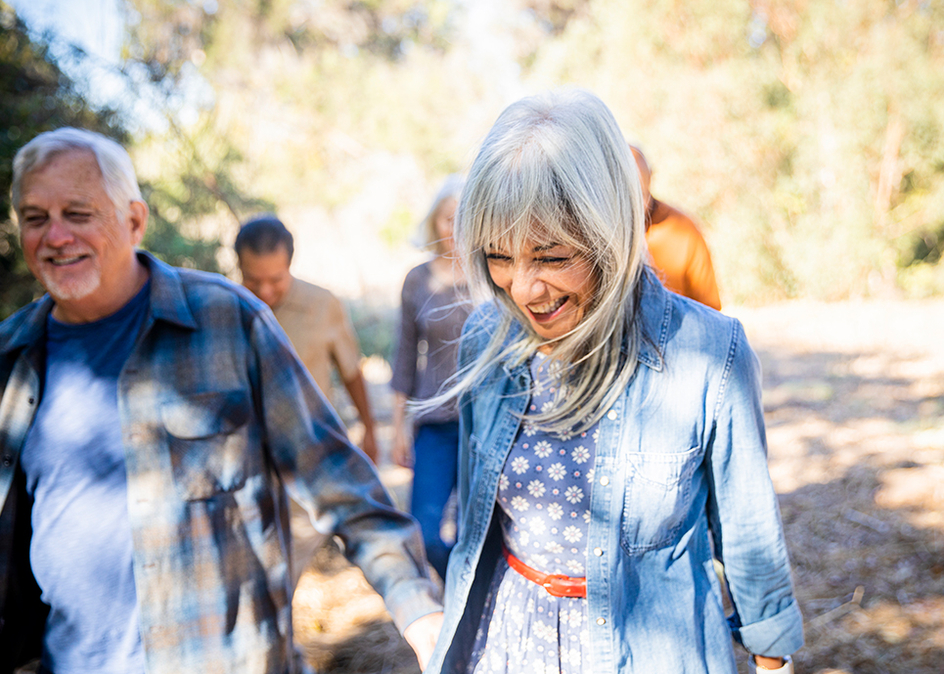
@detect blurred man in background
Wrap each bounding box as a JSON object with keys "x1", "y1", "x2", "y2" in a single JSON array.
[
  {"x1": 0, "y1": 127, "x2": 442, "y2": 674},
  {"x1": 632, "y1": 145, "x2": 722, "y2": 311},
  {"x1": 235, "y1": 215, "x2": 378, "y2": 462},
  {"x1": 235, "y1": 215, "x2": 380, "y2": 587}
]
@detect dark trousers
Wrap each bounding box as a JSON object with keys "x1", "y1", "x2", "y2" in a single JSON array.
[{"x1": 410, "y1": 421, "x2": 460, "y2": 580}]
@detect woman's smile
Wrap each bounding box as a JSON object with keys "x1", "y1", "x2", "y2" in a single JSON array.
[
  {"x1": 527, "y1": 295, "x2": 569, "y2": 322},
  {"x1": 485, "y1": 238, "x2": 597, "y2": 344}
]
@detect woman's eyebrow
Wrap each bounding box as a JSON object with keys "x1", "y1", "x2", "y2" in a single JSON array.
[{"x1": 532, "y1": 242, "x2": 563, "y2": 252}]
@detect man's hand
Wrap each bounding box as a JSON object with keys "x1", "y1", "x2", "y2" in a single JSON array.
[{"x1": 403, "y1": 611, "x2": 444, "y2": 671}]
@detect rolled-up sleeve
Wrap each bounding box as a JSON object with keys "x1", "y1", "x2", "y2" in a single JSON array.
[
  {"x1": 249, "y1": 308, "x2": 441, "y2": 630},
  {"x1": 707, "y1": 319, "x2": 804, "y2": 657}
]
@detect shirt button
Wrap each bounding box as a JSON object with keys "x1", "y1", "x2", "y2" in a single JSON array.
[
  {"x1": 596, "y1": 617, "x2": 606, "y2": 626},
  {"x1": 599, "y1": 476, "x2": 610, "y2": 486},
  {"x1": 606, "y1": 410, "x2": 618, "y2": 421},
  {"x1": 1, "y1": 456, "x2": 13, "y2": 467},
  {"x1": 593, "y1": 547, "x2": 604, "y2": 556}
]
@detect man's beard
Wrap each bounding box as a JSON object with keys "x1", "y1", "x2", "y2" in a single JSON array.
[{"x1": 39, "y1": 259, "x2": 102, "y2": 302}]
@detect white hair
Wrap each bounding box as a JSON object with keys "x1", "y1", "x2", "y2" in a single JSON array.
[
  {"x1": 423, "y1": 89, "x2": 649, "y2": 432},
  {"x1": 413, "y1": 173, "x2": 465, "y2": 253},
  {"x1": 12, "y1": 127, "x2": 142, "y2": 221}
]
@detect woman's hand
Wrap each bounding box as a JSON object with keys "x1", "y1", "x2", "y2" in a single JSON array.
[
  {"x1": 403, "y1": 611, "x2": 444, "y2": 671},
  {"x1": 753, "y1": 655, "x2": 790, "y2": 672},
  {"x1": 392, "y1": 424, "x2": 413, "y2": 467},
  {"x1": 392, "y1": 393, "x2": 414, "y2": 468},
  {"x1": 359, "y1": 425, "x2": 379, "y2": 464}
]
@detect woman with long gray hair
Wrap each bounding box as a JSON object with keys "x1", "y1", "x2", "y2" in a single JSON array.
[
  {"x1": 422, "y1": 90, "x2": 803, "y2": 674},
  {"x1": 391, "y1": 175, "x2": 473, "y2": 580}
]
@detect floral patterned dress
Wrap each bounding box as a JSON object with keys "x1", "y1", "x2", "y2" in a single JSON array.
[{"x1": 469, "y1": 354, "x2": 599, "y2": 674}]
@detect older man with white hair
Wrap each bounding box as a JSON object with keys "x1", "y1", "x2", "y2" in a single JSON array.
[{"x1": 0, "y1": 128, "x2": 443, "y2": 674}]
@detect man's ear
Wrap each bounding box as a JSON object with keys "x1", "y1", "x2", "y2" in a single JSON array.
[{"x1": 128, "y1": 199, "x2": 149, "y2": 246}]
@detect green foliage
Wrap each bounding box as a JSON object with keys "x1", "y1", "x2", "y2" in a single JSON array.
[
  {"x1": 346, "y1": 299, "x2": 397, "y2": 361},
  {"x1": 0, "y1": 2, "x2": 273, "y2": 320},
  {"x1": 117, "y1": 0, "x2": 944, "y2": 303},
  {"x1": 379, "y1": 205, "x2": 417, "y2": 248},
  {"x1": 526, "y1": 0, "x2": 944, "y2": 301},
  {"x1": 0, "y1": 2, "x2": 127, "y2": 319},
  {"x1": 135, "y1": 118, "x2": 274, "y2": 272},
  {"x1": 122, "y1": 0, "x2": 468, "y2": 214}
]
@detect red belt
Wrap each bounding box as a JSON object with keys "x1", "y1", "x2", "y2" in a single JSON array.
[{"x1": 502, "y1": 545, "x2": 587, "y2": 598}]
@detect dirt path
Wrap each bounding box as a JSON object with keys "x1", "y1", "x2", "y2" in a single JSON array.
[
  {"x1": 731, "y1": 300, "x2": 944, "y2": 674},
  {"x1": 294, "y1": 299, "x2": 944, "y2": 674}
]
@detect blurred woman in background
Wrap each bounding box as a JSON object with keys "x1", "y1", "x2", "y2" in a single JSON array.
[
  {"x1": 391, "y1": 175, "x2": 473, "y2": 580},
  {"x1": 423, "y1": 90, "x2": 803, "y2": 674}
]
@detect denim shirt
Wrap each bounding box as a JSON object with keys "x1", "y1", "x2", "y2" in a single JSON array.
[
  {"x1": 0, "y1": 253, "x2": 441, "y2": 673},
  {"x1": 427, "y1": 270, "x2": 803, "y2": 674}
]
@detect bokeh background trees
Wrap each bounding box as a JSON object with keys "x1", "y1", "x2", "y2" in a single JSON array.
[
  {"x1": 2, "y1": 4, "x2": 943, "y2": 672},
  {"x1": 3, "y1": 0, "x2": 944, "y2": 319}
]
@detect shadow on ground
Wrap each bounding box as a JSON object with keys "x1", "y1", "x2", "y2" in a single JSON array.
[
  {"x1": 753, "y1": 342, "x2": 944, "y2": 674},
  {"x1": 780, "y1": 463, "x2": 944, "y2": 674}
]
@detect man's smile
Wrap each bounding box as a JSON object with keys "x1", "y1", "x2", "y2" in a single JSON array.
[{"x1": 47, "y1": 253, "x2": 90, "y2": 266}]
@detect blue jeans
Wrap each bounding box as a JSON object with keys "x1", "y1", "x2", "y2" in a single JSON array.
[{"x1": 410, "y1": 421, "x2": 459, "y2": 579}]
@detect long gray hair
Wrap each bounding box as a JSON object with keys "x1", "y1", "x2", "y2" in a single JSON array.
[{"x1": 430, "y1": 89, "x2": 648, "y2": 432}]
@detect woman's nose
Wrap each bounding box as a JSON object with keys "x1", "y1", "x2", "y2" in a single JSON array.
[{"x1": 508, "y1": 264, "x2": 544, "y2": 305}]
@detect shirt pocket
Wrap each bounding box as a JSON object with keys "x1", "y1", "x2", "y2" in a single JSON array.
[
  {"x1": 619, "y1": 445, "x2": 702, "y2": 555},
  {"x1": 161, "y1": 390, "x2": 252, "y2": 500}
]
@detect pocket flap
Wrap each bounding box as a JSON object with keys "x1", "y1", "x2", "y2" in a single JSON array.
[{"x1": 161, "y1": 390, "x2": 251, "y2": 439}]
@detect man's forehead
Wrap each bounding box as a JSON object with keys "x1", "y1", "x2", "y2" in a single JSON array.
[
  {"x1": 238, "y1": 246, "x2": 291, "y2": 270},
  {"x1": 21, "y1": 149, "x2": 102, "y2": 191}
]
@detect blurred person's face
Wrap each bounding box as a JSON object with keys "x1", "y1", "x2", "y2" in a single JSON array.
[
  {"x1": 631, "y1": 146, "x2": 652, "y2": 208},
  {"x1": 238, "y1": 246, "x2": 293, "y2": 308},
  {"x1": 17, "y1": 149, "x2": 147, "y2": 323},
  {"x1": 485, "y1": 233, "x2": 597, "y2": 350},
  {"x1": 434, "y1": 197, "x2": 458, "y2": 254}
]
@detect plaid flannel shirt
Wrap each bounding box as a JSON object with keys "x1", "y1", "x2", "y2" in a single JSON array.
[{"x1": 0, "y1": 252, "x2": 440, "y2": 673}]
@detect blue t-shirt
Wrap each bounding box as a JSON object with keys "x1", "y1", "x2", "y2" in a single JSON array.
[{"x1": 21, "y1": 283, "x2": 151, "y2": 674}]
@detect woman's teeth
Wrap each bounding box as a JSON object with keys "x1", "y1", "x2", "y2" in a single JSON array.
[{"x1": 529, "y1": 296, "x2": 567, "y2": 315}]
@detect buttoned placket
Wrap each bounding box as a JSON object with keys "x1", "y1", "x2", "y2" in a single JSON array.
[{"x1": 584, "y1": 393, "x2": 629, "y2": 674}]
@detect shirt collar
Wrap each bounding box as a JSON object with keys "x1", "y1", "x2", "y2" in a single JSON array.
[
  {"x1": 634, "y1": 267, "x2": 670, "y2": 372},
  {"x1": 1, "y1": 250, "x2": 197, "y2": 357},
  {"x1": 138, "y1": 251, "x2": 198, "y2": 331},
  {"x1": 1, "y1": 294, "x2": 54, "y2": 355}
]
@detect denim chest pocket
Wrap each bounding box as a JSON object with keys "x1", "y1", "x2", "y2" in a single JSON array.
[
  {"x1": 620, "y1": 445, "x2": 702, "y2": 555},
  {"x1": 161, "y1": 390, "x2": 252, "y2": 500}
]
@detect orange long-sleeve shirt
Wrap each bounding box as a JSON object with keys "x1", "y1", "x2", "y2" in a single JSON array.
[{"x1": 645, "y1": 201, "x2": 721, "y2": 311}]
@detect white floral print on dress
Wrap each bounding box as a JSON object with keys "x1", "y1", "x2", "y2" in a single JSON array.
[{"x1": 470, "y1": 353, "x2": 600, "y2": 674}]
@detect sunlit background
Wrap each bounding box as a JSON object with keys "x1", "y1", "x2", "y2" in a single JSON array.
[
  {"x1": 4, "y1": 0, "x2": 944, "y2": 322},
  {"x1": 2, "y1": 4, "x2": 944, "y2": 672}
]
